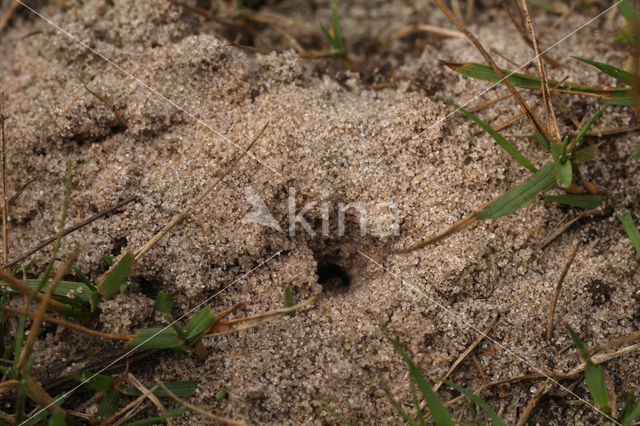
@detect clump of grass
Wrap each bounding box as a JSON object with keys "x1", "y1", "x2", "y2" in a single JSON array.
[
  {"x1": 326, "y1": 325, "x2": 506, "y2": 425},
  {"x1": 397, "y1": 0, "x2": 640, "y2": 254},
  {"x1": 319, "y1": 0, "x2": 348, "y2": 60},
  {"x1": 565, "y1": 323, "x2": 640, "y2": 425}
]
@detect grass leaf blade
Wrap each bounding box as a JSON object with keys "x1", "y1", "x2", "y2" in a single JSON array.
[
  {"x1": 542, "y1": 194, "x2": 603, "y2": 208},
  {"x1": 444, "y1": 99, "x2": 536, "y2": 172},
  {"x1": 444, "y1": 380, "x2": 506, "y2": 426},
  {"x1": 617, "y1": 212, "x2": 640, "y2": 255},
  {"x1": 572, "y1": 56, "x2": 633, "y2": 85},
  {"x1": 384, "y1": 327, "x2": 454, "y2": 426},
  {"x1": 475, "y1": 162, "x2": 555, "y2": 219}
]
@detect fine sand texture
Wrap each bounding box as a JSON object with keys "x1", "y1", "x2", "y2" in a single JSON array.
[{"x1": 0, "y1": 0, "x2": 639, "y2": 424}]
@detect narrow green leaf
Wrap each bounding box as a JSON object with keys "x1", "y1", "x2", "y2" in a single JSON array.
[
  {"x1": 216, "y1": 385, "x2": 228, "y2": 401},
  {"x1": 184, "y1": 305, "x2": 216, "y2": 343},
  {"x1": 555, "y1": 159, "x2": 573, "y2": 188},
  {"x1": 617, "y1": 212, "x2": 640, "y2": 255},
  {"x1": 126, "y1": 327, "x2": 183, "y2": 351},
  {"x1": 66, "y1": 370, "x2": 114, "y2": 392},
  {"x1": 475, "y1": 162, "x2": 556, "y2": 220},
  {"x1": 99, "y1": 252, "x2": 135, "y2": 299},
  {"x1": 48, "y1": 411, "x2": 66, "y2": 426},
  {"x1": 542, "y1": 194, "x2": 604, "y2": 208},
  {"x1": 573, "y1": 143, "x2": 601, "y2": 163},
  {"x1": 0, "y1": 279, "x2": 96, "y2": 308},
  {"x1": 120, "y1": 380, "x2": 199, "y2": 397},
  {"x1": 16, "y1": 354, "x2": 35, "y2": 424},
  {"x1": 565, "y1": 323, "x2": 589, "y2": 361},
  {"x1": 101, "y1": 254, "x2": 115, "y2": 266},
  {"x1": 573, "y1": 56, "x2": 633, "y2": 85},
  {"x1": 444, "y1": 380, "x2": 506, "y2": 426},
  {"x1": 444, "y1": 99, "x2": 536, "y2": 172},
  {"x1": 155, "y1": 291, "x2": 174, "y2": 316},
  {"x1": 442, "y1": 61, "x2": 629, "y2": 98},
  {"x1": 123, "y1": 406, "x2": 193, "y2": 426},
  {"x1": 570, "y1": 106, "x2": 607, "y2": 154},
  {"x1": 284, "y1": 287, "x2": 295, "y2": 317},
  {"x1": 35, "y1": 163, "x2": 72, "y2": 296},
  {"x1": 322, "y1": 402, "x2": 357, "y2": 426},
  {"x1": 620, "y1": 399, "x2": 640, "y2": 426},
  {"x1": 71, "y1": 266, "x2": 97, "y2": 291},
  {"x1": 379, "y1": 375, "x2": 422, "y2": 426},
  {"x1": 385, "y1": 327, "x2": 454, "y2": 426},
  {"x1": 617, "y1": 0, "x2": 638, "y2": 25},
  {"x1": 97, "y1": 390, "x2": 120, "y2": 418},
  {"x1": 330, "y1": 0, "x2": 344, "y2": 50},
  {"x1": 628, "y1": 145, "x2": 640, "y2": 161},
  {"x1": 585, "y1": 362, "x2": 610, "y2": 412},
  {"x1": 532, "y1": 131, "x2": 550, "y2": 152},
  {"x1": 619, "y1": 392, "x2": 636, "y2": 423}
]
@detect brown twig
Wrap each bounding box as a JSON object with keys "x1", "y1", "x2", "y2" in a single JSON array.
[
  {"x1": 516, "y1": 380, "x2": 554, "y2": 426},
  {"x1": 6, "y1": 196, "x2": 136, "y2": 269},
  {"x1": 391, "y1": 23, "x2": 464, "y2": 40},
  {"x1": 0, "y1": 268, "x2": 66, "y2": 314},
  {"x1": 127, "y1": 374, "x2": 171, "y2": 426},
  {"x1": 432, "y1": 0, "x2": 550, "y2": 139},
  {"x1": 1, "y1": 96, "x2": 7, "y2": 266},
  {"x1": 520, "y1": 0, "x2": 562, "y2": 142},
  {"x1": 132, "y1": 121, "x2": 268, "y2": 263},
  {"x1": 0, "y1": 177, "x2": 36, "y2": 216},
  {"x1": 538, "y1": 207, "x2": 608, "y2": 249},
  {"x1": 502, "y1": 2, "x2": 562, "y2": 68},
  {"x1": 154, "y1": 379, "x2": 247, "y2": 426},
  {"x1": 83, "y1": 85, "x2": 128, "y2": 128},
  {"x1": 592, "y1": 329, "x2": 640, "y2": 354},
  {"x1": 103, "y1": 384, "x2": 158, "y2": 425},
  {"x1": 205, "y1": 296, "x2": 316, "y2": 338},
  {"x1": 0, "y1": 0, "x2": 19, "y2": 33},
  {"x1": 18, "y1": 247, "x2": 80, "y2": 370},
  {"x1": 545, "y1": 242, "x2": 580, "y2": 343},
  {"x1": 1, "y1": 305, "x2": 133, "y2": 341}
]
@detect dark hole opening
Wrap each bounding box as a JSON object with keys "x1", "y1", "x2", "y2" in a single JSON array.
[{"x1": 317, "y1": 262, "x2": 350, "y2": 293}]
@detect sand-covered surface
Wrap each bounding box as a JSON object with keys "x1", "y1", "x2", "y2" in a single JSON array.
[{"x1": 0, "y1": 0, "x2": 639, "y2": 424}]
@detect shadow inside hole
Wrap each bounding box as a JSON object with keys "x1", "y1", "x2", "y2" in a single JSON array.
[{"x1": 317, "y1": 262, "x2": 351, "y2": 295}]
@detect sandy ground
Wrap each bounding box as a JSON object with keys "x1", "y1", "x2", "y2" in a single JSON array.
[{"x1": 0, "y1": 0, "x2": 639, "y2": 424}]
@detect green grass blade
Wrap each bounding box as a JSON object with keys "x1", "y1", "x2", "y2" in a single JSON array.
[
  {"x1": 155, "y1": 291, "x2": 174, "y2": 316},
  {"x1": 444, "y1": 380, "x2": 506, "y2": 426},
  {"x1": 617, "y1": 212, "x2": 640, "y2": 255},
  {"x1": 628, "y1": 146, "x2": 640, "y2": 161},
  {"x1": 35, "y1": 163, "x2": 72, "y2": 296},
  {"x1": 444, "y1": 99, "x2": 536, "y2": 172},
  {"x1": 442, "y1": 62, "x2": 628, "y2": 97},
  {"x1": 66, "y1": 370, "x2": 114, "y2": 392},
  {"x1": 585, "y1": 362, "x2": 610, "y2": 413},
  {"x1": 322, "y1": 402, "x2": 357, "y2": 426},
  {"x1": 16, "y1": 353, "x2": 35, "y2": 424},
  {"x1": 620, "y1": 399, "x2": 640, "y2": 426},
  {"x1": 126, "y1": 327, "x2": 183, "y2": 351},
  {"x1": 98, "y1": 252, "x2": 135, "y2": 299},
  {"x1": 120, "y1": 380, "x2": 199, "y2": 397},
  {"x1": 572, "y1": 56, "x2": 633, "y2": 85},
  {"x1": 570, "y1": 106, "x2": 607, "y2": 154},
  {"x1": 330, "y1": 0, "x2": 344, "y2": 51},
  {"x1": 379, "y1": 375, "x2": 421, "y2": 426},
  {"x1": 542, "y1": 194, "x2": 603, "y2": 208},
  {"x1": 123, "y1": 406, "x2": 192, "y2": 426},
  {"x1": 97, "y1": 389, "x2": 121, "y2": 418},
  {"x1": 475, "y1": 162, "x2": 556, "y2": 219},
  {"x1": 184, "y1": 305, "x2": 215, "y2": 343},
  {"x1": 385, "y1": 327, "x2": 454, "y2": 426},
  {"x1": 573, "y1": 143, "x2": 601, "y2": 163},
  {"x1": 617, "y1": 0, "x2": 638, "y2": 25},
  {"x1": 48, "y1": 411, "x2": 66, "y2": 426},
  {"x1": 216, "y1": 386, "x2": 228, "y2": 401},
  {"x1": 555, "y1": 160, "x2": 573, "y2": 188},
  {"x1": 565, "y1": 323, "x2": 589, "y2": 360},
  {"x1": 532, "y1": 131, "x2": 551, "y2": 152}
]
